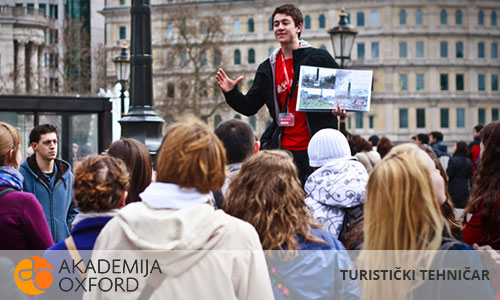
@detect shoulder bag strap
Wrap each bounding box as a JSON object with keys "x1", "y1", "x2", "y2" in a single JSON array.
[
  {"x1": 0, "y1": 188, "x2": 15, "y2": 198},
  {"x1": 64, "y1": 236, "x2": 87, "y2": 280}
]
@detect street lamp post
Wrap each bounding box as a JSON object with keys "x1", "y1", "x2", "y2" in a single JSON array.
[
  {"x1": 328, "y1": 8, "x2": 358, "y2": 69},
  {"x1": 119, "y1": 0, "x2": 164, "y2": 158},
  {"x1": 328, "y1": 8, "x2": 358, "y2": 130},
  {"x1": 113, "y1": 42, "x2": 130, "y2": 116}
]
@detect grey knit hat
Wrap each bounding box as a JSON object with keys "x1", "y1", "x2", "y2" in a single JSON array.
[{"x1": 308, "y1": 128, "x2": 352, "y2": 167}]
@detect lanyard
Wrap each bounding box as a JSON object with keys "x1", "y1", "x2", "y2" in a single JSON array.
[{"x1": 280, "y1": 51, "x2": 293, "y2": 113}]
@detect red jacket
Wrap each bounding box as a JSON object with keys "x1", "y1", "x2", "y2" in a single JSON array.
[{"x1": 462, "y1": 194, "x2": 500, "y2": 250}]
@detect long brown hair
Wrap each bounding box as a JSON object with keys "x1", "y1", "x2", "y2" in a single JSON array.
[
  {"x1": 108, "y1": 138, "x2": 152, "y2": 204},
  {"x1": 222, "y1": 150, "x2": 324, "y2": 250},
  {"x1": 419, "y1": 145, "x2": 461, "y2": 239},
  {"x1": 463, "y1": 121, "x2": 500, "y2": 244}
]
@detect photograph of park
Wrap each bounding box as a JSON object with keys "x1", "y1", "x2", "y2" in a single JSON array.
[{"x1": 296, "y1": 66, "x2": 373, "y2": 112}]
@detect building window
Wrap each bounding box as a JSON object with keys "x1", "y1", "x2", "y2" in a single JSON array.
[
  {"x1": 371, "y1": 42, "x2": 379, "y2": 59},
  {"x1": 416, "y1": 108, "x2": 426, "y2": 128},
  {"x1": 456, "y1": 41, "x2": 464, "y2": 58},
  {"x1": 200, "y1": 21, "x2": 207, "y2": 35},
  {"x1": 478, "y1": 42, "x2": 485, "y2": 58},
  {"x1": 370, "y1": 10, "x2": 380, "y2": 27},
  {"x1": 399, "y1": 9, "x2": 407, "y2": 25},
  {"x1": 492, "y1": 108, "x2": 499, "y2": 121},
  {"x1": 268, "y1": 17, "x2": 273, "y2": 31},
  {"x1": 268, "y1": 47, "x2": 274, "y2": 56},
  {"x1": 492, "y1": 74, "x2": 499, "y2": 91},
  {"x1": 357, "y1": 12, "x2": 365, "y2": 27},
  {"x1": 248, "y1": 115, "x2": 256, "y2": 130},
  {"x1": 416, "y1": 73, "x2": 425, "y2": 91},
  {"x1": 319, "y1": 14, "x2": 326, "y2": 28},
  {"x1": 440, "y1": 74, "x2": 448, "y2": 90},
  {"x1": 233, "y1": 49, "x2": 241, "y2": 65},
  {"x1": 416, "y1": 41, "x2": 425, "y2": 58},
  {"x1": 478, "y1": 10, "x2": 484, "y2": 25},
  {"x1": 492, "y1": 12, "x2": 497, "y2": 26},
  {"x1": 49, "y1": 4, "x2": 58, "y2": 19},
  {"x1": 456, "y1": 108, "x2": 465, "y2": 128},
  {"x1": 39, "y1": 3, "x2": 46, "y2": 15},
  {"x1": 456, "y1": 74, "x2": 464, "y2": 91},
  {"x1": 200, "y1": 51, "x2": 207, "y2": 67},
  {"x1": 440, "y1": 108, "x2": 449, "y2": 128},
  {"x1": 399, "y1": 108, "x2": 408, "y2": 129},
  {"x1": 166, "y1": 52, "x2": 174, "y2": 67},
  {"x1": 119, "y1": 26, "x2": 126, "y2": 40},
  {"x1": 478, "y1": 74, "x2": 486, "y2": 90},
  {"x1": 355, "y1": 112, "x2": 364, "y2": 129},
  {"x1": 455, "y1": 10, "x2": 462, "y2": 25},
  {"x1": 357, "y1": 43, "x2": 365, "y2": 59},
  {"x1": 248, "y1": 48, "x2": 255, "y2": 64},
  {"x1": 305, "y1": 15, "x2": 311, "y2": 29},
  {"x1": 492, "y1": 43, "x2": 498, "y2": 59},
  {"x1": 180, "y1": 51, "x2": 187, "y2": 67},
  {"x1": 319, "y1": 45, "x2": 327, "y2": 50},
  {"x1": 167, "y1": 83, "x2": 175, "y2": 98},
  {"x1": 233, "y1": 19, "x2": 240, "y2": 35},
  {"x1": 213, "y1": 50, "x2": 221, "y2": 66},
  {"x1": 399, "y1": 74, "x2": 408, "y2": 91},
  {"x1": 167, "y1": 23, "x2": 174, "y2": 39},
  {"x1": 478, "y1": 108, "x2": 486, "y2": 125},
  {"x1": 415, "y1": 9, "x2": 423, "y2": 25},
  {"x1": 440, "y1": 9, "x2": 447, "y2": 25},
  {"x1": 246, "y1": 18, "x2": 254, "y2": 33},
  {"x1": 440, "y1": 41, "x2": 448, "y2": 58},
  {"x1": 399, "y1": 41, "x2": 408, "y2": 58},
  {"x1": 369, "y1": 115, "x2": 374, "y2": 129},
  {"x1": 119, "y1": 0, "x2": 125, "y2": 5},
  {"x1": 347, "y1": 13, "x2": 351, "y2": 24}
]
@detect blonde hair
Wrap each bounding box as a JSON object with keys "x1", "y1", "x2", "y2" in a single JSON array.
[
  {"x1": 364, "y1": 143, "x2": 445, "y2": 250},
  {"x1": 222, "y1": 150, "x2": 324, "y2": 250},
  {"x1": 0, "y1": 122, "x2": 21, "y2": 167},
  {"x1": 156, "y1": 119, "x2": 226, "y2": 193}
]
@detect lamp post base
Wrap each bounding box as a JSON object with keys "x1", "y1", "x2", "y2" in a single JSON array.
[{"x1": 119, "y1": 105, "x2": 164, "y2": 157}]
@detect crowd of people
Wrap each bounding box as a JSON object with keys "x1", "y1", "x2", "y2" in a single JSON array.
[{"x1": 0, "y1": 3, "x2": 499, "y2": 299}]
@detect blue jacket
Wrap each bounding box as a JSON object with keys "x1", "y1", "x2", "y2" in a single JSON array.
[
  {"x1": 48, "y1": 216, "x2": 113, "y2": 250},
  {"x1": 20, "y1": 155, "x2": 78, "y2": 242},
  {"x1": 267, "y1": 228, "x2": 360, "y2": 300}
]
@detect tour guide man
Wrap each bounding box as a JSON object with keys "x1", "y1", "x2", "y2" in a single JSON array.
[{"x1": 216, "y1": 4, "x2": 346, "y2": 184}]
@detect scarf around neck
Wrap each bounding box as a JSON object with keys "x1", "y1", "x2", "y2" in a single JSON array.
[{"x1": 0, "y1": 166, "x2": 24, "y2": 191}]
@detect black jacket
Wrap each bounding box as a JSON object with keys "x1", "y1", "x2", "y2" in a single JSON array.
[
  {"x1": 447, "y1": 155, "x2": 473, "y2": 208},
  {"x1": 224, "y1": 41, "x2": 340, "y2": 149}
]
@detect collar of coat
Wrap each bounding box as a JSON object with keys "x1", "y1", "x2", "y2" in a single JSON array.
[{"x1": 27, "y1": 154, "x2": 69, "y2": 186}]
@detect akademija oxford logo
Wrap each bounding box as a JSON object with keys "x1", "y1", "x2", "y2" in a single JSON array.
[{"x1": 14, "y1": 256, "x2": 54, "y2": 295}]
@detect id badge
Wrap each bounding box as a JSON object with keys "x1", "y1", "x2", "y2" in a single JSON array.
[{"x1": 278, "y1": 113, "x2": 295, "y2": 127}]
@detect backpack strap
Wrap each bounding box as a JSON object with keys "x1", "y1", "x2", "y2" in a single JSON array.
[
  {"x1": 0, "y1": 188, "x2": 15, "y2": 199},
  {"x1": 64, "y1": 236, "x2": 86, "y2": 280}
]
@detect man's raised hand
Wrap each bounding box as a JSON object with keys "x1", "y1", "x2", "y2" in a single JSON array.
[{"x1": 216, "y1": 68, "x2": 244, "y2": 93}]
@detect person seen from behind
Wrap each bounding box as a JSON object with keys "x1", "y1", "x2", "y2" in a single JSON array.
[
  {"x1": 223, "y1": 150, "x2": 360, "y2": 300},
  {"x1": 0, "y1": 122, "x2": 53, "y2": 249},
  {"x1": 447, "y1": 141, "x2": 473, "y2": 209}
]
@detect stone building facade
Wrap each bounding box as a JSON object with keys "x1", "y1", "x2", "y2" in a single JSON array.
[{"x1": 102, "y1": 0, "x2": 500, "y2": 144}]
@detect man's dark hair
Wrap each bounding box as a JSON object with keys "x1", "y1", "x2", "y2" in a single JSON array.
[
  {"x1": 29, "y1": 124, "x2": 58, "y2": 144},
  {"x1": 473, "y1": 124, "x2": 484, "y2": 133},
  {"x1": 272, "y1": 4, "x2": 304, "y2": 38},
  {"x1": 214, "y1": 119, "x2": 255, "y2": 164},
  {"x1": 417, "y1": 133, "x2": 429, "y2": 145},
  {"x1": 368, "y1": 135, "x2": 379, "y2": 147},
  {"x1": 430, "y1": 131, "x2": 443, "y2": 142}
]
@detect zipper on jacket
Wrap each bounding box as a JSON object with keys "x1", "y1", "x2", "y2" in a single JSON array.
[{"x1": 37, "y1": 177, "x2": 56, "y2": 238}]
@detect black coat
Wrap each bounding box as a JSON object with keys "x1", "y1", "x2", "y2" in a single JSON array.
[
  {"x1": 224, "y1": 43, "x2": 339, "y2": 149},
  {"x1": 447, "y1": 155, "x2": 473, "y2": 208}
]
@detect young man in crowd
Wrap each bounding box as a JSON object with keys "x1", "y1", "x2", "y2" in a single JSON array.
[
  {"x1": 214, "y1": 119, "x2": 259, "y2": 196},
  {"x1": 216, "y1": 4, "x2": 345, "y2": 184},
  {"x1": 20, "y1": 124, "x2": 78, "y2": 242}
]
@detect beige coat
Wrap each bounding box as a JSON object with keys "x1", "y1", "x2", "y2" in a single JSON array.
[
  {"x1": 355, "y1": 150, "x2": 381, "y2": 173},
  {"x1": 83, "y1": 201, "x2": 274, "y2": 300}
]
